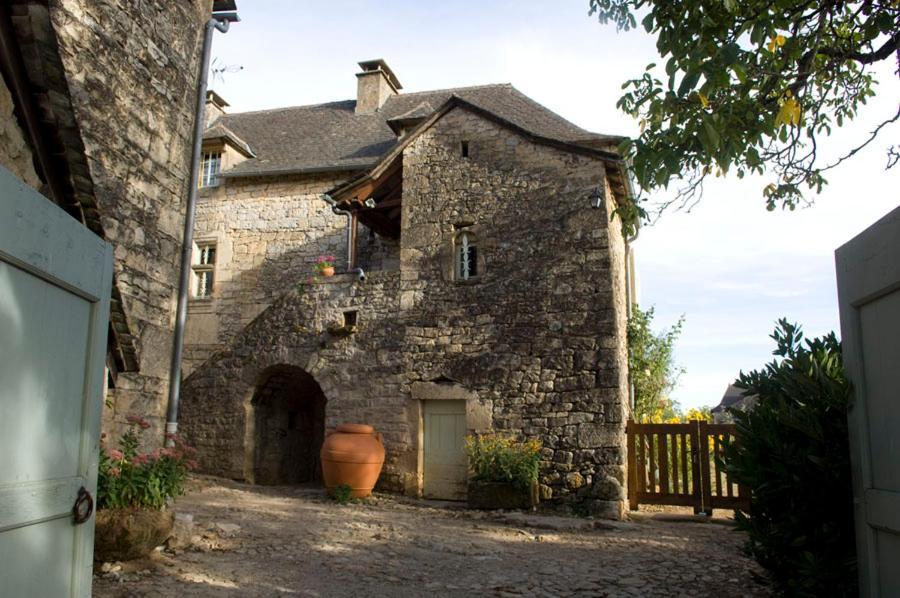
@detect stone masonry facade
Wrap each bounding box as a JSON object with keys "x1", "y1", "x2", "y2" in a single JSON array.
[
  {"x1": 180, "y1": 100, "x2": 630, "y2": 517},
  {"x1": 50, "y1": 0, "x2": 209, "y2": 443},
  {"x1": 0, "y1": 0, "x2": 210, "y2": 446}
]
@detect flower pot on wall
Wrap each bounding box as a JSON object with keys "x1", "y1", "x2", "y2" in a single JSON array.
[
  {"x1": 320, "y1": 266, "x2": 335, "y2": 277},
  {"x1": 467, "y1": 480, "x2": 539, "y2": 510},
  {"x1": 93, "y1": 508, "x2": 174, "y2": 562},
  {"x1": 320, "y1": 424, "x2": 385, "y2": 498}
]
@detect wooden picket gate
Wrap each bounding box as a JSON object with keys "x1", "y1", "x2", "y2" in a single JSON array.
[{"x1": 626, "y1": 421, "x2": 750, "y2": 515}]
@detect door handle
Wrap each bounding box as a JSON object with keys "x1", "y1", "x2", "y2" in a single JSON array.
[{"x1": 72, "y1": 486, "x2": 94, "y2": 524}]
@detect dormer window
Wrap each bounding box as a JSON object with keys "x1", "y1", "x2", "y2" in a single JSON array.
[
  {"x1": 200, "y1": 151, "x2": 222, "y2": 188},
  {"x1": 455, "y1": 230, "x2": 478, "y2": 280}
]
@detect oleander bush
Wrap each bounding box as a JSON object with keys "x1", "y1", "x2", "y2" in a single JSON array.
[
  {"x1": 98, "y1": 416, "x2": 197, "y2": 510},
  {"x1": 722, "y1": 320, "x2": 857, "y2": 597}
]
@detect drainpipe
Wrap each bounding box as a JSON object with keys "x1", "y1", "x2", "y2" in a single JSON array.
[
  {"x1": 165, "y1": 14, "x2": 236, "y2": 445},
  {"x1": 322, "y1": 193, "x2": 355, "y2": 271}
]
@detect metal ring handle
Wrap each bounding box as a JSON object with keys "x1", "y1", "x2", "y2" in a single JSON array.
[{"x1": 72, "y1": 486, "x2": 94, "y2": 525}]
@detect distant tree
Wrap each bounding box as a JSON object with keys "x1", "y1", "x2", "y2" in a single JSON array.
[
  {"x1": 589, "y1": 0, "x2": 900, "y2": 217},
  {"x1": 627, "y1": 305, "x2": 685, "y2": 422}
]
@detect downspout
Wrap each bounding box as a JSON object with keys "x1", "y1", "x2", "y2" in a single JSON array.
[
  {"x1": 165, "y1": 15, "x2": 234, "y2": 444},
  {"x1": 322, "y1": 193, "x2": 356, "y2": 272}
]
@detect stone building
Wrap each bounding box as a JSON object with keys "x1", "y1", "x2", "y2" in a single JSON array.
[
  {"x1": 0, "y1": 0, "x2": 212, "y2": 443},
  {"x1": 180, "y1": 60, "x2": 635, "y2": 517}
]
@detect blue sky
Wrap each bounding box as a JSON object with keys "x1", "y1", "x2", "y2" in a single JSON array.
[{"x1": 211, "y1": 0, "x2": 900, "y2": 409}]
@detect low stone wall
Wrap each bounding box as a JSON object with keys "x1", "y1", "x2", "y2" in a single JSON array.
[{"x1": 180, "y1": 271, "x2": 411, "y2": 490}]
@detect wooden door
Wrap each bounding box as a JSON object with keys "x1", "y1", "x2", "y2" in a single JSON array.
[
  {"x1": 423, "y1": 400, "x2": 467, "y2": 500},
  {"x1": 0, "y1": 167, "x2": 113, "y2": 597},
  {"x1": 836, "y1": 206, "x2": 900, "y2": 597}
]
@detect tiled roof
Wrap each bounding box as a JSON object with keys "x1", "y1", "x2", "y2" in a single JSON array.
[{"x1": 214, "y1": 84, "x2": 622, "y2": 178}]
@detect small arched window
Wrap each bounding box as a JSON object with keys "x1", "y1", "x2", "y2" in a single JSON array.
[{"x1": 455, "y1": 231, "x2": 478, "y2": 280}]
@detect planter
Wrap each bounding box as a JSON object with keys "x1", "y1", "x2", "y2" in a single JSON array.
[
  {"x1": 93, "y1": 508, "x2": 174, "y2": 562},
  {"x1": 320, "y1": 424, "x2": 385, "y2": 498},
  {"x1": 319, "y1": 266, "x2": 335, "y2": 277},
  {"x1": 468, "y1": 480, "x2": 539, "y2": 510}
]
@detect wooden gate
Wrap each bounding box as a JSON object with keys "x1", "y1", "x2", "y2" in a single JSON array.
[
  {"x1": 837, "y1": 206, "x2": 900, "y2": 597},
  {"x1": 0, "y1": 166, "x2": 113, "y2": 596},
  {"x1": 626, "y1": 420, "x2": 750, "y2": 515}
]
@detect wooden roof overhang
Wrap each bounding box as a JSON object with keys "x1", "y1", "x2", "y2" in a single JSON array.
[
  {"x1": 331, "y1": 154, "x2": 403, "y2": 239},
  {"x1": 326, "y1": 95, "x2": 637, "y2": 241}
]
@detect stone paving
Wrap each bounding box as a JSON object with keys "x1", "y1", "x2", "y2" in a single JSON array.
[{"x1": 93, "y1": 477, "x2": 767, "y2": 597}]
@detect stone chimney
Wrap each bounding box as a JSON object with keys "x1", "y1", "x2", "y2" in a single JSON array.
[
  {"x1": 205, "y1": 90, "x2": 229, "y2": 127},
  {"x1": 355, "y1": 59, "x2": 402, "y2": 114}
]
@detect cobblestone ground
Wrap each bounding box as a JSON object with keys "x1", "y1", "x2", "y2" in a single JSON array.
[{"x1": 93, "y1": 477, "x2": 767, "y2": 597}]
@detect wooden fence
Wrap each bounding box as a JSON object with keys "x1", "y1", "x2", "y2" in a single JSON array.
[{"x1": 626, "y1": 420, "x2": 750, "y2": 515}]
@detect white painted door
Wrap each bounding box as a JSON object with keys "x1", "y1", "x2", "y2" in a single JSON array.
[
  {"x1": 0, "y1": 166, "x2": 112, "y2": 597},
  {"x1": 423, "y1": 400, "x2": 468, "y2": 500},
  {"x1": 836, "y1": 206, "x2": 900, "y2": 597}
]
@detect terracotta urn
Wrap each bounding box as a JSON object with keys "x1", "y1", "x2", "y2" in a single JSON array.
[
  {"x1": 320, "y1": 266, "x2": 335, "y2": 277},
  {"x1": 320, "y1": 424, "x2": 385, "y2": 498}
]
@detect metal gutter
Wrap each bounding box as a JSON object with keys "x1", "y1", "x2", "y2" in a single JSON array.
[{"x1": 165, "y1": 11, "x2": 237, "y2": 444}]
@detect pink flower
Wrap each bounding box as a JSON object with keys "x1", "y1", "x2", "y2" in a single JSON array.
[
  {"x1": 108, "y1": 449, "x2": 124, "y2": 461},
  {"x1": 109, "y1": 467, "x2": 121, "y2": 477},
  {"x1": 125, "y1": 415, "x2": 151, "y2": 429}
]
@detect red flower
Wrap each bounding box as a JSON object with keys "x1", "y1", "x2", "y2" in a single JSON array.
[{"x1": 108, "y1": 449, "x2": 124, "y2": 461}]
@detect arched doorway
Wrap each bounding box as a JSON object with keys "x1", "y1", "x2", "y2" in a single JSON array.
[{"x1": 250, "y1": 365, "x2": 326, "y2": 485}]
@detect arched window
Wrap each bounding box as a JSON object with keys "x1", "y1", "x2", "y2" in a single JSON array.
[{"x1": 455, "y1": 231, "x2": 478, "y2": 280}]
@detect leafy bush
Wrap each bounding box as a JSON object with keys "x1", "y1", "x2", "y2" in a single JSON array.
[
  {"x1": 722, "y1": 320, "x2": 856, "y2": 597},
  {"x1": 331, "y1": 484, "x2": 353, "y2": 505},
  {"x1": 98, "y1": 416, "x2": 197, "y2": 510},
  {"x1": 465, "y1": 434, "x2": 541, "y2": 488}
]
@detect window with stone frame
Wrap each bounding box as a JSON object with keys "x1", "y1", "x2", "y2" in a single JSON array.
[
  {"x1": 192, "y1": 242, "x2": 216, "y2": 298},
  {"x1": 455, "y1": 230, "x2": 478, "y2": 281},
  {"x1": 199, "y1": 151, "x2": 222, "y2": 188}
]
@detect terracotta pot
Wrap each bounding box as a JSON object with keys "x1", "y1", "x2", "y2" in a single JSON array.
[
  {"x1": 320, "y1": 266, "x2": 335, "y2": 277},
  {"x1": 320, "y1": 424, "x2": 385, "y2": 498},
  {"x1": 93, "y1": 508, "x2": 174, "y2": 562}
]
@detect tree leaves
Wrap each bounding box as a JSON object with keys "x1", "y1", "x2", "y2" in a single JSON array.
[{"x1": 588, "y1": 0, "x2": 900, "y2": 216}]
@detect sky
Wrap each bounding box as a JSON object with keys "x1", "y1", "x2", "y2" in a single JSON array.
[{"x1": 210, "y1": 0, "x2": 900, "y2": 410}]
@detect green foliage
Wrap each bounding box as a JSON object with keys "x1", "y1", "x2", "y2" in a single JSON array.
[
  {"x1": 589, "y1": 0, "x2": 900, "y2": 214},
  {"x1": 722, "y1": 320, "x2": 856, "y2": 596},
  {"x1": 331, "y1": 484, "x2": 354, "y2": 505},
  {"x1": 97, "y1": 416, "x2": 197, "y2": 510},
  {"x1": 627, "y1": 305, "x2": 685, "y2": 422},
  {"x1": 465, "y1": 434, "x2": 542, "y2": 488}
]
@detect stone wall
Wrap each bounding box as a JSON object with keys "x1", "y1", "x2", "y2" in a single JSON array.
[
  {"x1": 180, "y1": 272, "x2": 409, "y2": 489},
  {"x1": 184, "y1": 172, "x2": 354, "y2": 373},
  {"x1": 399, "y1": 107, "x2": 628, "y2": 516},
  {"x1": 180, "y1": 106, "x2": 629, "y2": 516},
  {"x1": 49, "y1": 0, "x2": 209, "y2": 441},
  {"x1": 0, "y1": 76, "x2": 41, "y2": 188}
]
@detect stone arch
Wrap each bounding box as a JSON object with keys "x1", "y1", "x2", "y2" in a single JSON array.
[{"x1": 245, "y1": 364, "x2": 327, "y2": 485}]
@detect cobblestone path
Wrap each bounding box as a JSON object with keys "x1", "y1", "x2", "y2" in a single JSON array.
[{"x1": 93, "y1": 477, "x2": 766, "y2": 597}]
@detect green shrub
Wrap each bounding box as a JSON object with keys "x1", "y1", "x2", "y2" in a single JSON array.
[
  {"x1": 722, "y1": 320, "x2": 856, "y2": 597},
  {"x1": 97, "y1": 416, "x2": 197, "y2": 510},
  {"x1": 331, "y1": 484, "x2": 353, "y2": 505},
  {"x1": 465, "y1": 434, "x2": 541, "y2": 488}
]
